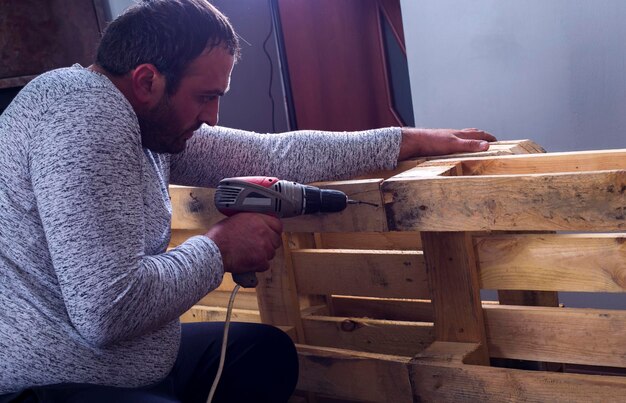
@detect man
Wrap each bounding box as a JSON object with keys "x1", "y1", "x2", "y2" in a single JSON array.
[{"x1": 0, "y1": 0, "x2": 495, "y2": 402}]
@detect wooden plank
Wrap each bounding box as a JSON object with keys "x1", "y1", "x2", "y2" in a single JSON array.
[
  {"x1": 170, "y1": 185, "x2": 222, "y2": 230},
  {"x1": 387, "y1": 163, "x2": 461, "y2": 180},
  {"x1": 458, "y1": 148, "x2": 626, "y2": 176},
  {"x1": 291, "y1": 249, "x2": 429, "y2": 299},
  {"x1": 352, "y1": 140, "x2": 543, "y2": 181},
  {"x1": 419, "y1": 140, "x2": 545, "y2": 161},
  {"x1": 421, "y1": 232, "x2": 490, "y2": 364},
  {"x1": 316, "y1": 231, "x2": 423, "y2": 250},
  {"x1": 302, "y1": 315, "x2": 434, "y2": 356},
  {"x1": 297, "y1": 344, "x2": 413, "y2": 403},
  {"x1": 384, "y1": 170, "x2": 626, "y2": 231},
  {"x1": 180, "y1": 305, "x2": 261, "y2": 323},
  {"x1": 255, "y1": 234, "x2": 319, "y2": 343},
  {"x1": 353, "y1": 159, "x2": 423, "y2": 180},
  {"x1": 170, "y1": 180, "x2": 387, "y2": 233},
  {"x1": 197, "y1": 290, "x2": 259, "y2": 310},
  {"x1": 484, "y1": 305, "x2": 626, "y2": 368},
  {"x1": 419, "y1": 148, "x2": 625, "y2": 175},
  {"x1": 282, "y1": 179, "x2": 387, "y2": 233},
  {"x1": 412, "y1": 342, "x2": 626, "y2": 402},
  {"x1": 331, "y1": 296, "x2": 434, "y2": 322},
  {"x1": 477, "y1": 234, "x2": 626, "y2": 292}
]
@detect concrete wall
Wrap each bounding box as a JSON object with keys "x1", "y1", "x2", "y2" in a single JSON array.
[
  {"x1": 400, "y1": 0, "x2": 626, "y2": 153},
  {"x1": 105, "y1": 0, "x2": 288, "y2": 133},
  {"x1": 400, "y1": 0, "x2": 626, "y2": 308}
]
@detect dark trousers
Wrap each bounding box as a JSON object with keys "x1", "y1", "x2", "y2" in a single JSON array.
[{"x1": 0, "y1": 322, "x2": 299, "y2": 403}]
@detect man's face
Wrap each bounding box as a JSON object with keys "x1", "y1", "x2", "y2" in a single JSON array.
[{"x1": 139, "y1": 46, "x2": 235, "y2": 154}]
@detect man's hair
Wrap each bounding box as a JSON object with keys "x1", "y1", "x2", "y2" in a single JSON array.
[{"x1": 96, "y1": 0, "x2": 240, "y2": 94}]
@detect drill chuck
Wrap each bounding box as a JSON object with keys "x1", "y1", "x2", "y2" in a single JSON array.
[{"x1": 303, "y1": 186, "x2": 348, "y2": 214}]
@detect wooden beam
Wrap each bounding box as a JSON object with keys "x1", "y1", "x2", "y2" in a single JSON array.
[
  {"x1": 196, "y1": 290, "x2": 259, "y2": 310},
  {"x1": 291, "y1": 249, "x2": 429, "y2": 299},
  {"x1": 419, "y1": 140, "x2": 545, "y2": 162},
  {"x1": 316, "y1": 231, "x2": 423, "y2": 250},
  {"x1": 384, "y1": 170, "x2": 626, "y2": 232},
  {"x1": 331, "y1": 296, "x2": 434, "y2": 322},
  {"x1": 484, "y1": 305, "x2": 626, "y2": 368},
  {"x1": 170, "y1": 181, "x2": 388, "y2": 234},
  {"x1": 180, "y1": 305, "x2": 261, "y2": 323},
  {"x1": 170, "y1": 185, "x2": 221, "y2": 230},
  {"x1": 419, "y1": 148, "x2": 625, "y2": 175},
  {"x1": 255, "y1": 233, "x2": 319, "y2": 343},
  {"x1": 282, "y1": 179, "x2": 387, "y2": 233},
  {"x1": 477, "y1": 233, "x2": 626, "y2": 292},
  {"x1": 421, "y1": 232, "x2": 490, "y2": 364},
  {"x1": 302, "y1": 315, "x2": 434, "y2": 356},
  {"x1": 411, "y1": 342, "x2": 626, "y2": 402},
  {"x1": 459, "y1": 148, "x2": 626, "y2": 176},
  {"x1": 296, "y1": 344, "x2": 412, "y2": 402}
]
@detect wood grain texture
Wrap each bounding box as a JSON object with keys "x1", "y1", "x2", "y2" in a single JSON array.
[
  {"x1": 412, "y1": 354, "x2": 626, "y2": 402},
  {"x1": 484, "y1": 305, "x2": 626, "y2": 368},
  {"x1": 170, "y1": 186, "x2": 221, "y2": 230},
  {"x1": 331, "y1": 296, "x2": 434, "y2": 322},
  {"x1": 477, "y1": 233, "x2": 626, "y2": 292},
  {"x1": 196, "y1": 290, "x2": 259, "y2": 310},
  {"x1": 255, "y1": 233, "x2": 319, "y2": 343},
  {"x1": 302, "y1": 315, "x2": 434, "y2": 356},
  {"x1": 421, "y1": 232, "x2": 490, "y2": 364},
  {"x1": 458, "y1": 148, "x2": 626, "y2": 176},
  {"x1": 384, "y1": 171, "x2": 626, "y2": 231},
  {"x1": 297, "y1": 344, "x2": 413, "y2": 402},
  {"x1": 418, "y1": 147, "x2": 624, "y2": 175},
  {"x1": 291, "y1": 249, "x2": 429, "y2": 299},
  {"x1": 180, "y1": 305, "x2": 260, "y2": 323},
  {"x1": 419, "y1": 140, "x2": 546, "y2": 162},
  {"x1": 282, "y1": 179, "x2": 387, "y2": 233},
  {"x1": 316, "y1": 231, "x2": 423, "y2": 250},
  {"x1": 170, "y1": 180, "x2": 386, "y2": 233}
]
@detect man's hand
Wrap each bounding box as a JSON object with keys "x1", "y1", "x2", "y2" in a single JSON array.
[
  {"x1": 398, "y1": 128, "x2": 497, "y2": 161},
  {"x1": 204, "y1": 213, "x2": 283, "y2": 274}
]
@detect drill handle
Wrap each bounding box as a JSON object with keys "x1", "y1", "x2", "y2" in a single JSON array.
[{"x1": 232, "y1": 272, "x2": 259, "y2": 288}]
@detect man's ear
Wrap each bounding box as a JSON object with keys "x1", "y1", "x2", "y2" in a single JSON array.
[{"x1": 130, "y1": 64, "x2": 166, "y2": 107}]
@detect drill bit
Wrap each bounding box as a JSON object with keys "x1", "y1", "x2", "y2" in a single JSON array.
[{"x1": 347, "y1": 199, "x2": 379, "y2": 207}]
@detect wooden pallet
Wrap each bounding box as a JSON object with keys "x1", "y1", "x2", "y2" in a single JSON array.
[{"x1": 172, "y1": 141, "x2": 626, "y2": 402}]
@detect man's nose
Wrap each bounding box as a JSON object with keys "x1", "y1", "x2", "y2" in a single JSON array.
[{"x1": 199, "y1": 100, "x2": 219, "y2": 127}]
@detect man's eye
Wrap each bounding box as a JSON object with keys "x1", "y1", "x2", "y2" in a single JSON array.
[{"x1": 200, "y1": 95, "x2": 217, "y2": 103}]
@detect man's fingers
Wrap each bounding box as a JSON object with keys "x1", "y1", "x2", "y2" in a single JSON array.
[
  {"x1": 460, "y1": 139, "x2": 490, "y2": 152},
  {"x1": 457, "y1": 129, "x2": 497, "y2": 142},
  {"x1": 260, "y1": 214, "x2": 283, "y2": 233}
]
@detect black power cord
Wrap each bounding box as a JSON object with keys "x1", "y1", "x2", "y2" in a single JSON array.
[{"x1": 262, "y1": 0, "x2": 276, "y2": 133}]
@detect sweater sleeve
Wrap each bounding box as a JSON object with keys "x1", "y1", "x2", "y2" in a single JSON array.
[
  {"x1": 169, "y1": 125, "x2": 402, "y2": 187},
  {"x1": 30, "y1": 88, "x2": 222, "y2": 347}
]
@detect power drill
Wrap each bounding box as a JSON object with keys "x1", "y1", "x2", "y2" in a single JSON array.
[{"x1": 214, "y1": 176, "x2": 374, "y2": 287}]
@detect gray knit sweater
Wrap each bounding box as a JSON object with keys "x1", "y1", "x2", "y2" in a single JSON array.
[{"x1": 0, "y1": 65, "x2": 401, "y2": 392}]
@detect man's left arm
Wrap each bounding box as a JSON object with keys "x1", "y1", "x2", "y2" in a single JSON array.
[{"x1": 170, "y1": 125, "x2": 495, "y2": 187}]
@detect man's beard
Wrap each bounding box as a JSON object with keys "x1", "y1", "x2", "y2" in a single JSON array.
[{"x1": 138, "y1": 95, "x2": 188, "y2": 154}]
